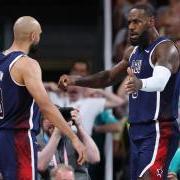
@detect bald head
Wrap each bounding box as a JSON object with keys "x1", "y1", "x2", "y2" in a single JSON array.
[{"x1": 13, "y1": 16, "x2": 42, "y2": 43}]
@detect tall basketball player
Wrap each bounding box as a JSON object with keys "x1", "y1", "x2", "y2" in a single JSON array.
[
  {"x1": 59, "y1": 4, "x2": 180, "y2": 180},
  {"x1": 0, "y1": 16, "x2": 86, "y2": 180}
]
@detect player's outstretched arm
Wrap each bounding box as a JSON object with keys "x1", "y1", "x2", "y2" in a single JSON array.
[
  {"x1": 12, "y1": 57, "x2": 87, "y2": 165},
  {"x1": 58, "y1": 47, "x2": 133, "y2": 90}
]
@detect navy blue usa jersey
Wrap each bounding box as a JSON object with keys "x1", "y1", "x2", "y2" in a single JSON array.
[
  {"x1": 0, "y1": 51, "x2": 41, "y2": 134},
  {"x1": 128, "y1": 37, "x2": 180, "y2": 123}
]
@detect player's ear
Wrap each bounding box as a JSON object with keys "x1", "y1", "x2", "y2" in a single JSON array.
[
  {"x1": 30, "y1": 32, "x2": 36, "y2": 42},
  {"x1": 148, "y1": 16, "x2": 155, "y2": 27}
]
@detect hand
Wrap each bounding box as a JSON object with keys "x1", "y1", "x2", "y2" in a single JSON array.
[
  {"x1": 124, "y1": 67, "x2": 142, "y2": 94},
  {"x1": 53, "y1": 127, "x2": 61, "y2": 137},
  {"x1": 167, "y1": 172, "x2": 178, "y2": 180},
  {"x1": 58, "y1": 74, "x2": 74, "y2": 91},
  {"x1": 71, "y1": 109, "x2": 82, "y2": 127},
  {"x1": 72, "y1": 137, "x2": 87, "y2": 165}
]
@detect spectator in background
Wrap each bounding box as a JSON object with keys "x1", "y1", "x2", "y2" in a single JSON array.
[
  {"x1": 113, "y1": 29, "x2": 129, "y2": 64},
  {"x1": 50, "y1": 164, "x2": 75, "y2": 180},
  {"x1": 91, "y1": 81, "x2": 129, "y2": 180},
  {"x1": 83, "y1": 87, "x2": 121, "y2": 180},
  {"x1": 66, "y1": 86, "x2": 124, "y2": 135},
  {"x1": 168, "y1": 147, "x2": 180, "y2": 180},
  {"x1": 37, "y1": 108, "x2": 100, "y2": 180},
  {"x1": 70, "y1": 59, "x2": 91, "y2": 76},
  {"x1": 44, "y1": 59, "x2": 91, "y2": 107},
  {"x1": 44, "y1": 82, "x2": 67, "y2": 107},
  {"x1": 112, "y1": 0, "x2": 127, "y2": 37},
  {"x1": 157, "y1": 0, "x2": 180, "y2": 43}
]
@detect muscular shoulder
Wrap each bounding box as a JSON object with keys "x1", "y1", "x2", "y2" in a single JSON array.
[
  {"x1": 14, "y1": 56, "x2": 41, "y2": 74},
  {"x1": 20, "y1": 56, "x2": 40, "y2": 70},
  {"x1": 155, "y1": 41, "x2": 179, "y2": 57},
  {"x1": 153, "y1": 41, "x2": 179, "y2": 73},
  {"x1": 123, "y1": 46, "x2": 135, "y2": 61},
  {"x1": 11, "y1": 56, "x2": 41, "y2": 85}
]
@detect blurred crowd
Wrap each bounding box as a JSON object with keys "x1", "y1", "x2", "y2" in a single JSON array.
[{"x1": 36, "y1": 0, "x2": 180, "y2": 180}]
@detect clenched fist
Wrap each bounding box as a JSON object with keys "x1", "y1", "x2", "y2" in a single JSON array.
[{"x1": 58, "y1": 74, "x2": 74, "y2": 91}]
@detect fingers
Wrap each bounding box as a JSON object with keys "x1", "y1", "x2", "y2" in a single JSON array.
[
  {"x1": 77, "y1": 149, "x2": 86, "y2": 165},
  {"x1": 124, "y1": 69, "x2": 137, "y2": 93},
  {"x1": 71, "y1": 109, "x2": 79, "y2": 121},
  {"x1": 127, "y1": 67, "x2": 134, "y2": 77},
  {"x1": 77, "y1": 151, "x2": 84, "y2": 165},
  {"x1": 73, "y1": 138, "x2": 87, "y2": 165},
  {"x1": 58, "y1": 75, "x2": 68, "y2": 91},
  {"x1": 124, "y1": 78, "x2": 136, "y2": 93}
]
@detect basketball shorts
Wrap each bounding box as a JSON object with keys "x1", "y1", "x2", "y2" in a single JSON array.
[
  {"x1": 0, "y1": 129, "x2": 38, "y2": 180},
  {"x1": 129, "y1": 120, "x2": 179, "y2": 180}
]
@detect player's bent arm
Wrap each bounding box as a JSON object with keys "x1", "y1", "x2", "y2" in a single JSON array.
[
  {"x1": 76, "y1": 125, "x2": 100, "y2": 163},
  {"x1": 19, "y1": 58, "x2": 79, "y2": 142},
  {"x1": 140, "y1": 42, "x2": 179, "y2": 92},
  {"x1": 38, "y1": 129, "x2": 61, "y2": 172}
]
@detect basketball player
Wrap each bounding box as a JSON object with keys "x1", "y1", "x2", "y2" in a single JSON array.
[
  {"x1": 58, "y1": 4, "x2": 180, "y2": 180},
  {"x1": 0, "y1": 16, "x2": 86, "y2": 180}
]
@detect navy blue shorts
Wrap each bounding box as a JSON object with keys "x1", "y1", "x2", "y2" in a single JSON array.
[
  {"x1": 129, "y1": 120, "x2": 179, "y2": 180},
  {"x1": 0, "y1": 129, "x2": 38, "y2": 180}
]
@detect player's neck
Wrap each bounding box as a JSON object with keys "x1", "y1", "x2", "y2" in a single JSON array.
[
  {"x1": 6, "y1": 41, "x2": 30, "y2": 55},
  {"x1": 148, "y1": 28, "x2": 159, "y2": 45},
  {"x1": 139, "y1": 28, "x2": 159, "y2": 49}
]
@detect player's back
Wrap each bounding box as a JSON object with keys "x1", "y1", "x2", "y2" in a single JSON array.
[{"x1": 0, "y1": 51, "x2": 40, "y2": 133}]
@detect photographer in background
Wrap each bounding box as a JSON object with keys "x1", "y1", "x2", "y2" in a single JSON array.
[
  {"x1": 37, "y1": 107, "x2": 100, "y2": 180},
  {"x1": 50, "y1": 164, "x2": 75, "y2": 180}
]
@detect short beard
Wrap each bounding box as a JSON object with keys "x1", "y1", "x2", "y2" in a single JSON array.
[{"x1": 130, "y1": 30, "x2": 149, "y2": 48}]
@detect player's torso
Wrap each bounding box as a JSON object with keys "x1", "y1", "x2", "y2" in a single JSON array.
[
  {"x1": 128, "y1": 37, "x2": 180, "y2": 123},
  {"x1": 0, "y1": 51, "x2": 40, "y2": 133}
]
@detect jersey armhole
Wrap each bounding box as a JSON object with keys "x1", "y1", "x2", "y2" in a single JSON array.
[
  {"x1": 149, "y1": 39, "x2": 171, "y2": 68},
  {"x1": 128, "y1": 46, "x2": 138, "y2": 62},
  {"x1": 9, "y1": 54, "x2": 26, "y2": 87}
]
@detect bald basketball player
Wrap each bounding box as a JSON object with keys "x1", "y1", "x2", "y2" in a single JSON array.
[
  {"x1": 59, "y1": 4, "x2": 180, "y2": 180},
  {"x1": 0, "y1": 16, "x2": 86, "y2": 180}
]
